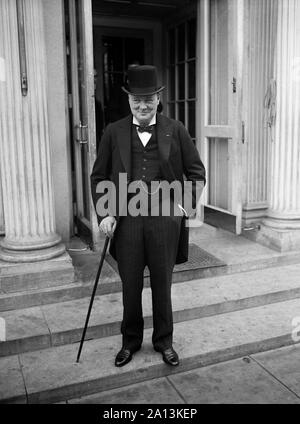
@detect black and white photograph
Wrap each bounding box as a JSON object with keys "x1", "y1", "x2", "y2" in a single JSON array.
[{"x1": 1, "y1": 0, "x2": 300, "y2": 411}]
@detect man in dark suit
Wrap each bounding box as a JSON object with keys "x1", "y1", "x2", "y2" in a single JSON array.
[{"x1": 91, "y1": 65, "x2": 206, "y2": 367}]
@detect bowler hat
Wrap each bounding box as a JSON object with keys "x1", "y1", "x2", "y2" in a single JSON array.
[{"x1": 122, "y1": 65, "x2": 165, "y2": 96}]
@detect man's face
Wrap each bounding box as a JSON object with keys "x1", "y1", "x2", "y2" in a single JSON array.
[{"x1": 128, "y1": 94, "x2": 160, "y2": 125}]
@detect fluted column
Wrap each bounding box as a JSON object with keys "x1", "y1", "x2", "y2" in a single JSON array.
[
  {"x1": 0, "y1": 50, "x2": 5, "y2": 237},
  {"x1": 261, "y1": 0, "x2": 300, "y2": 251},
  {"x1": 0, "y1": 0, "x2": 65, "y2": 262},
  {"x1": 0, "y1": 180, "x2": 4, "y2": 236}
]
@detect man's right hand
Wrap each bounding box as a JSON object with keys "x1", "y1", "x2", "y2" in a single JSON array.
[{"x1": 99, "y1": 216, "x2": 117, "y2": 238}]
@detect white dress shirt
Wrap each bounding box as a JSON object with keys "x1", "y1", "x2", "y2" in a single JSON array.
[{"x1": 133, "y1": 115, "x2": 156, "y2": 147}]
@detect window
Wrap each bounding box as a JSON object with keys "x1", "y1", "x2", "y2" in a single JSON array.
[{"x1": 167, "y1": 17, "x2": 197, "y2": 142}]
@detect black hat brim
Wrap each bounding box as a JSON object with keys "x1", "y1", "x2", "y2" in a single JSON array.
[{"x1": 121, "y1": 85, "x2": 165, "y2": 96}]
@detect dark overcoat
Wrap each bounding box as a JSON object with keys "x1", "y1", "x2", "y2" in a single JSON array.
[{"x1": 90, "y1": 113, "x2": 206, "y2": 264}]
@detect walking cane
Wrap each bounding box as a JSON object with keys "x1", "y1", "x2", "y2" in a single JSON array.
[{"x1": 76, "y1": 235, "x2": 110, "y2": 363}]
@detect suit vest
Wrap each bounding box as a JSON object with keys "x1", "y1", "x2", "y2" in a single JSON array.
[{"x1": 130, "y1": 125, "x2": 161, "y2": 183}]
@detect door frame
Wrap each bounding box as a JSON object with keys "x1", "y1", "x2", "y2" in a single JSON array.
[
  {"x1": 67, "y1": 0, "x2": 100, "y2": 248},
  {"x1": 197, "y1": 0, "x2": 244, "y2": 234}
]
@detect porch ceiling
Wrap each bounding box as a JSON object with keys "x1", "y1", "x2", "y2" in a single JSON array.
[{"x1": 92, "y1": 0, "x2": 195, "y2": 20}]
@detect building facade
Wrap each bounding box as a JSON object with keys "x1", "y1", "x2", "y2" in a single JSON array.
[{"x1": 0, "y1": 0, "x2": 300, "y2": 272}]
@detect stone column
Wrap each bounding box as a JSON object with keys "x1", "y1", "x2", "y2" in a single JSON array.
[
  {"x1": 0, "y1": 0, "x2": 65, "y2": 262},
  {"x1": 0, "y1": 35, "x2": 5, "y2": 237},
  {"x1": 260, "y1": 0, "x2": 300, "y2": 251},
  {"x1": 0, "y1": 180, "x2": 4, "y2": 236}
]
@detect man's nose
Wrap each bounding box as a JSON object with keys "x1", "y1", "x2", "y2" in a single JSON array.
[{"x1": 139, "y1": 101, "x2": 147, "y2": 109}]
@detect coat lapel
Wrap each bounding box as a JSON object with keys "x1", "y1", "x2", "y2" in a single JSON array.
[
  {"x1": 156, "y1": 114, "x2": 175, "y2": 181},
  {"x1": 116, "y1": 115, "x2": 132, "y2": 180},
  {"x1": 156, "y1": 114, "x2": 172, "y2": 163}
]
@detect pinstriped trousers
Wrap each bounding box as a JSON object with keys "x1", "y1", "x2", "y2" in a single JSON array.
[{"x1": 114, "y1": 214, "x2": 182, "y2": 351}]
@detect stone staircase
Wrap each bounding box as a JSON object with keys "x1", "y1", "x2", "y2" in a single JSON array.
[{"x1": 1, "y1": 233, "x2": 300, "y2": 404}]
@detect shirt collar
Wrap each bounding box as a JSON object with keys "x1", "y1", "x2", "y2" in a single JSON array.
[{"x1": 132, "y1": 115, "x2": 156, "y2": 127}]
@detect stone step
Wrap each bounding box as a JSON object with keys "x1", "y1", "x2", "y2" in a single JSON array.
[
  {"x1": 1, "y1": 263, "x2": 300, "y2": 357},
  {"x1": 1, "y1": 248, "x2": 299, "y2": 312},
  {"x1": 2, "y1": 297, "x2": 300, "y2": 404},
  {"x1": 0, "y1": 261, "x2": 122, "y2": 313},
  {"x1": 0, "y1": 253, "x2": 75, "y2": 294}
]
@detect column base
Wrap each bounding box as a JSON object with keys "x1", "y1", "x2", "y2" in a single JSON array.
[
  {"x1": 254, "y1": 219, "x2": 300, "y2": 252},
  {"x1": 0, "y1": 242, "x2": 66, "y2": 263},
  {"x1": 0, "y1": 252, "x2": 75, "y2": 293},
  {"x1": 242, "y1": 204, "x2": 268, "y2": 228}
]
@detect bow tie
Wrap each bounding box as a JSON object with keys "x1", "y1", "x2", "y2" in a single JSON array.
[{"x1": 136, "y1": 125, "x2": 154, "y2": 134}]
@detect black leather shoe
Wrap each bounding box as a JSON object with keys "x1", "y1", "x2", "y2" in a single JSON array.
[
  {"x1": 115, "y1": 348, "x2": 132, "y2": 367},
  {"x1": 115, "y1": 347, "x2": 140, "y2": 367},
  {"x1": 154, "y1": 347, "x2": 179, "y2": 366}
]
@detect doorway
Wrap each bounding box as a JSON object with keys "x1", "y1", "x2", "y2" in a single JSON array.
[
  {"x1": 65, "y1": 0, "x2": 243, "y2": 251},
  {"x1": 93, "y1": 27, "x2": 153, "y2": 148}
]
